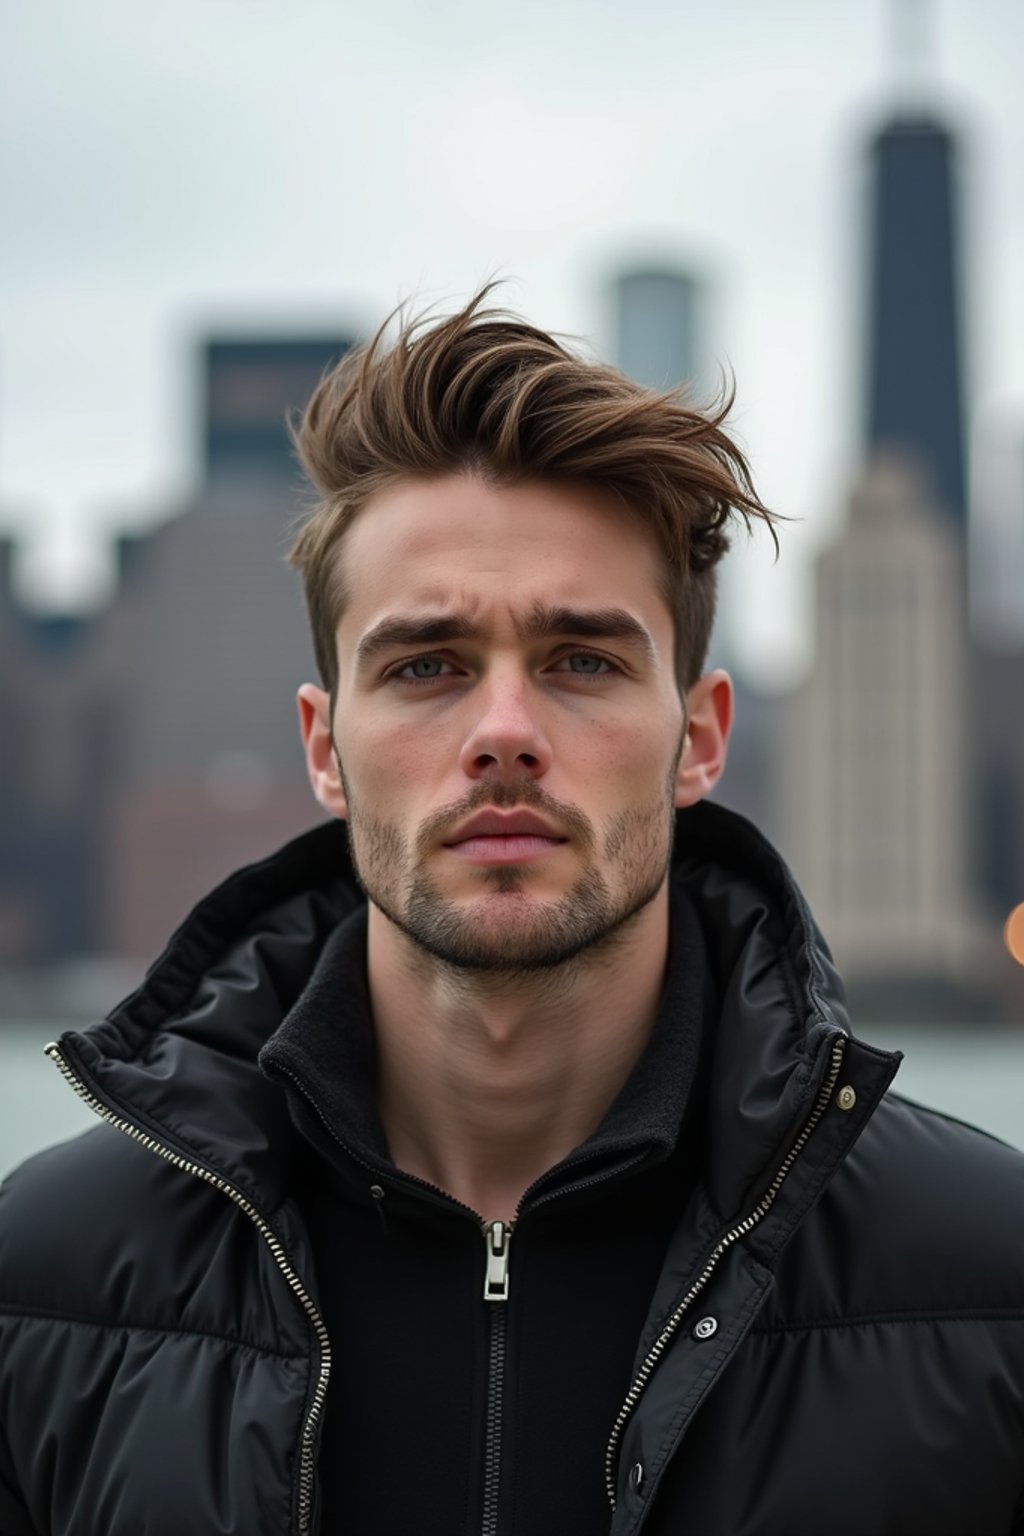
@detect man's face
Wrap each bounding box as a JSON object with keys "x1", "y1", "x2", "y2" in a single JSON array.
[{"x1": 305, "y1": 474, "x2": 699, "y2": 973}]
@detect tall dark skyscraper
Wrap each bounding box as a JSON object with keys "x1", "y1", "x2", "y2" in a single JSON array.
[{"x1": 864, "y1": 115, "x2": 967, "y2": 527}]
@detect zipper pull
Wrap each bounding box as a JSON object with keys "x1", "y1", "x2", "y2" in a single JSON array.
[{"x1": 483, "y1": 1219, "x2": 512, "y2": 1302}]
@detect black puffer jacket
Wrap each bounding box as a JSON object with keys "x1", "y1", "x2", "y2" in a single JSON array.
[{"x1": 1, "y1": 802, "x2": 1023, "y2": 1535}]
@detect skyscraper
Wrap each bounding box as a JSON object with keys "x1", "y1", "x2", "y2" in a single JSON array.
[
  {"x1": 612, "y1": 269, "x2": 705, "y2": 397},
  {"x1": 101, "y1": 331, "x2": 356, "y2": 955},
  {"x1": 204, "y1": 337, "x2": 352, "y2": 482},
  {"x1": 0, "y1": 331, "x2": 356, "y2": 964},
  {"x1": 777, "y1": 459, "x2": 1002, "y2": 1015},
  {"x1": 864, "y1": 115, "x2": 967, "y2": 527}
]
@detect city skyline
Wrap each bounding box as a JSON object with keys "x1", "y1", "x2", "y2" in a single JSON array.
[
  {"x1": 2, "y1": 0, "x2": 1024, "y2": 687},
  {"x1": 1, "y1": 108, "x2": 1022, "y2": 1004}
]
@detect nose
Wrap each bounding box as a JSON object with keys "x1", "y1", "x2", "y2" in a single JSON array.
[{"x1": 458, "y1": 669, "x2": 553, "y2": 782}]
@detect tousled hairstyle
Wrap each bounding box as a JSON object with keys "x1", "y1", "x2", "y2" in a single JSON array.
[{"x1": 289, "y1": 288, "x2": 777, "y2": 695}]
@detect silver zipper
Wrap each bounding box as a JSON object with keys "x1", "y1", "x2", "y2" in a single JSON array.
[
  {"x1": 483, "y1": 1219, "x2": 512, "y2": 1302},
  {"x1": 604, "y1": 1034, "x2": 847, "y2": 1509},
  {"x1": 45, "y1": 1041, "x2": 331, "y2": 1536},
  {"x1": 481, "y1": 1220, "x2": 512, "y2": 1536}
]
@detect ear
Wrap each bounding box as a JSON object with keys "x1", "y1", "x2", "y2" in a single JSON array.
[
  {"x1": 297, "y1": 684, "x2": 349, "y2": 820},
  {"x1": 675, "y1": 669, "x2": 733, "y2": 809}
]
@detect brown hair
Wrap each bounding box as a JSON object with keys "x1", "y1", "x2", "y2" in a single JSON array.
[{"x1": 289, "y1": 289, "x2": 777, "y2": 694}]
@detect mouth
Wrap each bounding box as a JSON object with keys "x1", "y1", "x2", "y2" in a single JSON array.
[{"x1": 443, "y1": 810, "x2": 569, "y2": 865}]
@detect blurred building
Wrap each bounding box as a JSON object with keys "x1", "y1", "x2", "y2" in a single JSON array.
[
  {"x1": 613, "y1": 268, "x2": 708, "y2": 399},
  {"x1": 203, "y1": 338, "x2": 346, "y2": 482},
  {"x1": 970, "y1": 418, "x2": 1024, "y2": 649},
  {"x1": 0, "y1": 566, "x2": 121, "y2": 963},
  {"x1": 712, "y1": 671, "x2": 781, "y2": 848},
  {"x1": 101, "y1": 334, "x2": 355, "y2": 954},
  {"x1": 0, "y1": 333, "x2": 354, "y2": 969},
  {"x1": 771, "y1": 83, "x2": 1024, "y2": 1018},
  {"x1": 609, "y1": 262, "x2": 783, "y2": 835},
  {"x1": 864, "y1": 115, "x2": 967, "y2": 531},
  {"x1": 778, "y1": 458, "x2": 1012, "y2": 1016},
  {"x1": 969, "y1": 428, "x2": 1024, "y2": 941},
  {"x1": 971, "y1": 643, "x2": 1024, "y2": 926}
]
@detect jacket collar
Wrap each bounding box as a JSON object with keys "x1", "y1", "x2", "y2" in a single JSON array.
[
  {"x1": 52, "y1": 802, "x2": 898, "y2": 1225},
  {"x1": 258, "y1": 878, "x2": 718, "y2": 1198}
]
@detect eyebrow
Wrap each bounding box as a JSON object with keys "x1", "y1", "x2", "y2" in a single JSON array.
[
  {"x1": 521, "y1": 605, "x2": 657, "y2": 664},
  {"x1": 354, "y1": 604, "x2": 658, "y2": 670},
  {"x1": 354, "y1": 614, "x2": 479, "y2": 670}
]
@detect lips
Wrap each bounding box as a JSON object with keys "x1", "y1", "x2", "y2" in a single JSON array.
[{"x1": 444, "y1": 810, "x2": 566, "y2": 845}]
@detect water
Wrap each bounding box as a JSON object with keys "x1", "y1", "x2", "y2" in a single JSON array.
[{"x1": 1, "y1": 1018, "x2": 1021, "y2": 1182}]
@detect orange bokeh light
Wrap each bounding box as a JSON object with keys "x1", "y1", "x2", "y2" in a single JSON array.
[{"x1": 1005, "y1": 903, "x2": 1024, "y2": 967}]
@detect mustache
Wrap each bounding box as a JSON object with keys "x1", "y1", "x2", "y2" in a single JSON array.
[{"x1": 415, "y1": 782, "x2": 595, "y2": 854}]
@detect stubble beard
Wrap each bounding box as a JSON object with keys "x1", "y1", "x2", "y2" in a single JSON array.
[{"x1": 339, "y1": 754, "x2": 683, "y2": 977}]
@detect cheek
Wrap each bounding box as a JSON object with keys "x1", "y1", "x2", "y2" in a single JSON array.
[
  {"x1": 343, "y1": 720, "x2": 447, "y2": 818},
  {"x1": 584, "y1": 716, "x2": 681, "y2": 789}
]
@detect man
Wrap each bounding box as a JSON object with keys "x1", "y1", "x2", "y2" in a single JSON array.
[{"x1": 1, "y1": 294, "x2": 1022, "y2": 1536}]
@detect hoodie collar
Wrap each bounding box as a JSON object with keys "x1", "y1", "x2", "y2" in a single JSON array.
[
  {"x1": 258, "y1": 879, "x2": 718, "y2": 1195},
  {"x1": 51, "y1": 803, "x2": 889, "y2": 1223}
]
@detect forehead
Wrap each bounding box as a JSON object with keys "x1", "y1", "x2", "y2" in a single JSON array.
[{"x1": 338, "y1": 473, "x2": 671, "y2": 633}]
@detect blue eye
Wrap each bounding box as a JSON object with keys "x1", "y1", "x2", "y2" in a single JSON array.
[
  {"x1": 565, "y1": 653, "x2": 611, "y2": 674},
  {"x1": 402, "y1": 657, "x2": 449, "y2": 679}
]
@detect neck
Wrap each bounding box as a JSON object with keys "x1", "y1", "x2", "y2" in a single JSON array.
[{"x1": 367, "y1": 888, "x2": 670, "y2": 1223}]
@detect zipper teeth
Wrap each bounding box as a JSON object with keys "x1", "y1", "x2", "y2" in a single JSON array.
[
  {"x1": 603, "y1": 1034, "x2": 847, "y2": 1510},
  {"x1": 526, "y1": 1149, "x2": 648, "y2": 1215},
  {"x1": 480, "y1": 1304, "x2": 507, "y2": 1536},
  {"x1": 267, "y1": 1056, "x2": 487, "y2": 1222},
  {"x1": 271, "y1": 1058, "x2": 647, "y2": 1224},
  {"x1": 45, "y1": 1042, "x2": 330, "y2": 1536}
]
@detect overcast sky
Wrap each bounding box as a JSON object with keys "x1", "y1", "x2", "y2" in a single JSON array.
[{"x1": 2, "y1": 0, "x2": 1023, "y2": 685}]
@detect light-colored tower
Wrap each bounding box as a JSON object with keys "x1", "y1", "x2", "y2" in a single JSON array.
[
  {"x1": 781, "y1": 456, "x2": 988, "y2": 993},
  {"x1": 970, "y1": 417, "x2": 1024, "y2": 650}
]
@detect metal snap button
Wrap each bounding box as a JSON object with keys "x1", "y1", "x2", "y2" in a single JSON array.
[
  {"x1": 693, "y1": 1315, "x2": 718, "y2": 1340},
  {"x1": 369, "y1": 1184, "x2": 385, "y2": 1200},
  {"x1": 837, "y1": 1085, "x2": 857, "y2": 1112},
  {"x1": 629, "y1": 1461, "x2": 644, "y2": 1491}
]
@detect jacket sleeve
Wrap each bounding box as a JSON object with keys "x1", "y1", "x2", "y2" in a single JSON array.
[{"x1": 0, "y1": 1422, "x2": 36, "y2": 1536}]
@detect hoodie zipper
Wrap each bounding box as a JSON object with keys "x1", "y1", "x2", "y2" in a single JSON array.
[
  {"x1": 481, "y1": 1220, "x2": 512, "y2": 1536},
  {"x1": 265, "y1": 1055, "x2": 518, "y2": 1536},
  {"x1": 604, "y1": 1033, "x2": 847, "y2": 1510},
  {"x1": 44, "y1": 1040, "x2": 330, "y2": 1536}
]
